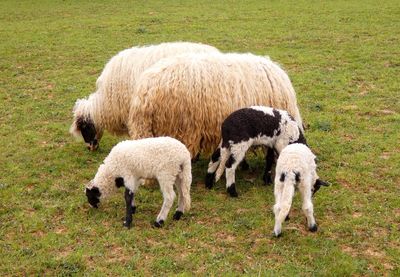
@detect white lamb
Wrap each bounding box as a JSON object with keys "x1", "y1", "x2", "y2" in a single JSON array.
[
  {"x1": 85, "y1": 137, "x2": 192, "y2": 228},
  {"x1": 273, "y1": 143, "x2": 328, "y2": 237}
]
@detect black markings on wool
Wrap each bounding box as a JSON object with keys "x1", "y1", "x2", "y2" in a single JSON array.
[
  {"x1": 115, "y1": 177, "x2": 124, "y2": 188},
  {"x1": 221, "y1": 108, "x2": 282, "y2": 148}
]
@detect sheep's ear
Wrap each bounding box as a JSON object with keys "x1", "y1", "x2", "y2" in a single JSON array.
[
  {"x1": 316, "y1": 179, "x2": 329, "y2": 187},
  {"x1": 279, "y1": 173, "x2": 285, "y2": 182},
  {"x1": 115, "y1": 177, "x2": 125, "y2": 188},
  {"x1": 294, "y1": 172, "x2": 301, "y2": 182}
]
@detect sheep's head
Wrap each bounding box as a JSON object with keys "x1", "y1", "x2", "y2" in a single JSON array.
[
  {"x1": 85, "y1": 180, "x2": 102, "y2": 208},
  {"x1": 70, "y1": 99, "x2": 103, "y2": 151}
]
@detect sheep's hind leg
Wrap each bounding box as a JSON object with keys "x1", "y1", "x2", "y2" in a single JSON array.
[
  {"x1": 225, "y1": 142, "x2": 250, "y2": 197},
  {"x1": 123, "y1": 188, "x2": 135, "y2": 228},
  {"x1": 205, "y1": 146, "x2": 221, "y2": 189},
  {"x1": 301, "y1": 189, "x2": 317, "y2": 232},
  {"x1": 154, "y1": 178, "x2": 176, "y2": 227},
  {"x1": 263, "y1": 147, "x2": 275, "y2": 185}
]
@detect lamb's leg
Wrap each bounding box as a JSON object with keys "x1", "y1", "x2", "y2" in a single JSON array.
[
  {"x1": 123, "y1": 188, "x2": 135, "y2": 228},
  {"x1": 239, "y1": 159, "x2": 250, "y2": 171},
  {"x1": 301, "y1": 188, "x2": 317, "y2": 232},
  {"x1": 205, "y1": 147, "x2": 221, "y2": 189},
  {"x1": 173, "y1": 177, "x2": 184, "y2": 220},
  {"x1": 154, "y1": 178, "x2": 176, "y2": 227},
  {"x1": 263, "y1": 147, "x2": 275, "y2": 185},
  {"x1": 225, "y1": 142, "x2": 250, "y2": 197}
]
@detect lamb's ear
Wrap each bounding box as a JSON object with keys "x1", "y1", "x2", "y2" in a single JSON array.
[
  {"x1": 294, "y1": 171, "x2": 301, "y2": 182},
  {"x1": 115, "y1": 177, "x2": 125, "y2": 188},
  {"x1": 316, "y1": 179, "x2": 329, "y2": 187},
  {"x1": 279, "y1": 173, "x2": 285, "y2": 182}
]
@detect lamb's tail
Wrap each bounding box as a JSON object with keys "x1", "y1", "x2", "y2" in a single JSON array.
[
  {"x1": 178, "y1": 159, "x2": 192, "y2": 212},
  {"x1": 215, "y1": 146, "x2": 230, "y2": 182}
]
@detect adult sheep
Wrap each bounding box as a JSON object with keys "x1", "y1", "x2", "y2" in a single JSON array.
[
  {"x1": 128, "y1": 52, "x2": 304, "y2": 158},
  {"x1": 70, "y1": 42, "x2": 220, "y2": 150}
]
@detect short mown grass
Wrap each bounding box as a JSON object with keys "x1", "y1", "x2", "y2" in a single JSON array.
[{"x1": 1, "y1": 0, "x2": 399, "y2": 275}]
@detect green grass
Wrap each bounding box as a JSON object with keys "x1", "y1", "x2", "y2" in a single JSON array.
[{"x1": 1, "y1": 0, "x2": 399, "y2": 275}]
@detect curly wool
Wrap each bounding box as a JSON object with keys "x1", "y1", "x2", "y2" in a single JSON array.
[
  {"x1": 128, "y1": 52, "x2": 303, "y2": 157},
  {"x1": 70, "y1": 42, "x2": 219, "y2": 139}
]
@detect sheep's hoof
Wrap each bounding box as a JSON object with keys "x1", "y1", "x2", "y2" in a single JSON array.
[
  {"x1": 173, "y1": 211, "x2": 183, "y2": 220},
  {"x1": 123, "y1": 220, "x2": 132, "y2": 229},
  {"x1": 132, "y1": 206, "x2": 137, "y2": 214},
  {"x1": 227, "y1": 184, "x2": 238, "y2": 197},
  {"x1": 205, "y1": 173, "x2": 215, "y2": 189},
  {"x1": 263, "y1": 173, "x2": 272, "y2": 185},
  {"x1": 273, "y1": 231, "x2": 282, "y2": 238},
  {"x1": 153, "y1": 220, "x2": 164, "y2": 228},
  {"x1": 309, "y1": 224, "x2": 318, "y2": 232}
]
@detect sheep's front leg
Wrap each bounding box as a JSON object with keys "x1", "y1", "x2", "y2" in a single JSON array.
[
  {"x1": 263, "y1": 147, "x2": 275, "y2": 185},
  {"x1": 123, "y1": 188, "x2": 135, "y2": 228},
  {"x1": 205, "y1": 147, "x2": 221, "y2": 189},
  {"x1": 154, "y1": 178, "x2": 176, "y2": 227},
  {"x1": 301, "y1": 188, "x2": 317, "y2": 232}
]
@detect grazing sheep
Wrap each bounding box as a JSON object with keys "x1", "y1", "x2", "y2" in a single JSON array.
[
  {"x1": 273, "y1": 143, "x2": 328, "y2": 237},
  {"x1": 205, "y1": 106, "x2": 306, "y2": 197},
  {"x1": 128, "y1": 52, "x2": 304, "y2": 158},
  {"x1": 85, "y1": 137, "x2": 192, "y2": 228},
  {"x1": 70, "y1": 42, "x2": 219, "y2": 150}
]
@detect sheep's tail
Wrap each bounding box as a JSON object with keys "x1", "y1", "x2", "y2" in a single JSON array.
[
  {"x1": 276, "y1": 172, "x2": 296, "y2": 224},
  {"x1": 215, "y1": 146, "x2": 230, "y2": 182},
  {"x1": 178, "y1": 159, "x2": 192, "y2": 212}
]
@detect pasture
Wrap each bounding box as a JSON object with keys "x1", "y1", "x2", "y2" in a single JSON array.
[{"x1": 0, "y1": 0, "x2": 399, "y2": 275}]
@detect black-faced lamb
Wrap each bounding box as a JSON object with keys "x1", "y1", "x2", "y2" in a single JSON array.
[
  {"x1": 85, "y1": 137, "x2": 192, "y2": 228},
  {"x1": 273, "y1": 143, "x2": 328, "y2": 237},
  {"x1": 205, "y1": 106, "x2": 306, "y2": 197}
]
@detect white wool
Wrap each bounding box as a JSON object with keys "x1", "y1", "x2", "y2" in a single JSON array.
[
  {"x1": 273, "y1": 143, "x2": 319, "y2": 236},
  {"x1": 87, "y1": 137, "x2": 192, "y2": 223}
]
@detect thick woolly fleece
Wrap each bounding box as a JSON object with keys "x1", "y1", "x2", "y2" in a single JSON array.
[
  {"x1": 206, "y1": 106, "x2": 306, "y2": 197},
  {"x1": 85, "y1": 137, "x2": 192, "y2": 228},
  {"x1": 128, "y1": 52, "x2": 303, "y2": 158},
  {"x1": 70, "y1": 42, "x2": 219, "y2": 149},
  {"x1": 273, "y1": 143, "x2": 319, "y2": 237}
]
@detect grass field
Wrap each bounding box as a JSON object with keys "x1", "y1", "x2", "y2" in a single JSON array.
[{"x1": 1, "y1": 0, "x2": 399, "y2": 275}]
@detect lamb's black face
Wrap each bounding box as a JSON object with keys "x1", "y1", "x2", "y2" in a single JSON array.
[
  {"x1": 86, "y1": 187, "x2": 101, "y2": 208},
  {"x1": 76, "y1": 117, "x2": 99, "y2": 151}
]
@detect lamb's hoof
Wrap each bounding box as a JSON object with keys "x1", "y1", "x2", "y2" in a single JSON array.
[
  {"x1": 263, "y1": 173, "x2": 272, "y2": 185},
  {"x1": 132, "y1": 206, "x2": 137, "y2": 214},
  {"x1": 173, "y1": 211, "x2": 183, "y2": 220},
  {"x1": 309, "y1": 224, "x2": 318, "y2": 232},
  {"x1": 123, "y1": 220, "x2": 132, "y2": 229},
  {"x1": 153, "y1": 220, "x2": 164, "y2": 228},
  {"x1": 227, "y1": 184, "x2": 238, "y2": 197},
  {"x1": 205, "y1": 172, "x2": 215, "y2": 189},
  {"x1": 273, "y1": 231, "x2": 282, "y2": 238},
  {"x1": 285, "y1": 215, "x2": 290, "y2": 221},
  {"x1": 239, "y1": 160, "x2": 250, "y2": 171}
]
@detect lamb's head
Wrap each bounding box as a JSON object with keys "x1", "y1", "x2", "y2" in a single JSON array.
[
  {"x1": 70, "y1": 98, "x2": 103, "y2": 151},
  {"x1": 85, "y1": 180, "x2": 102, "y2": 208}
]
